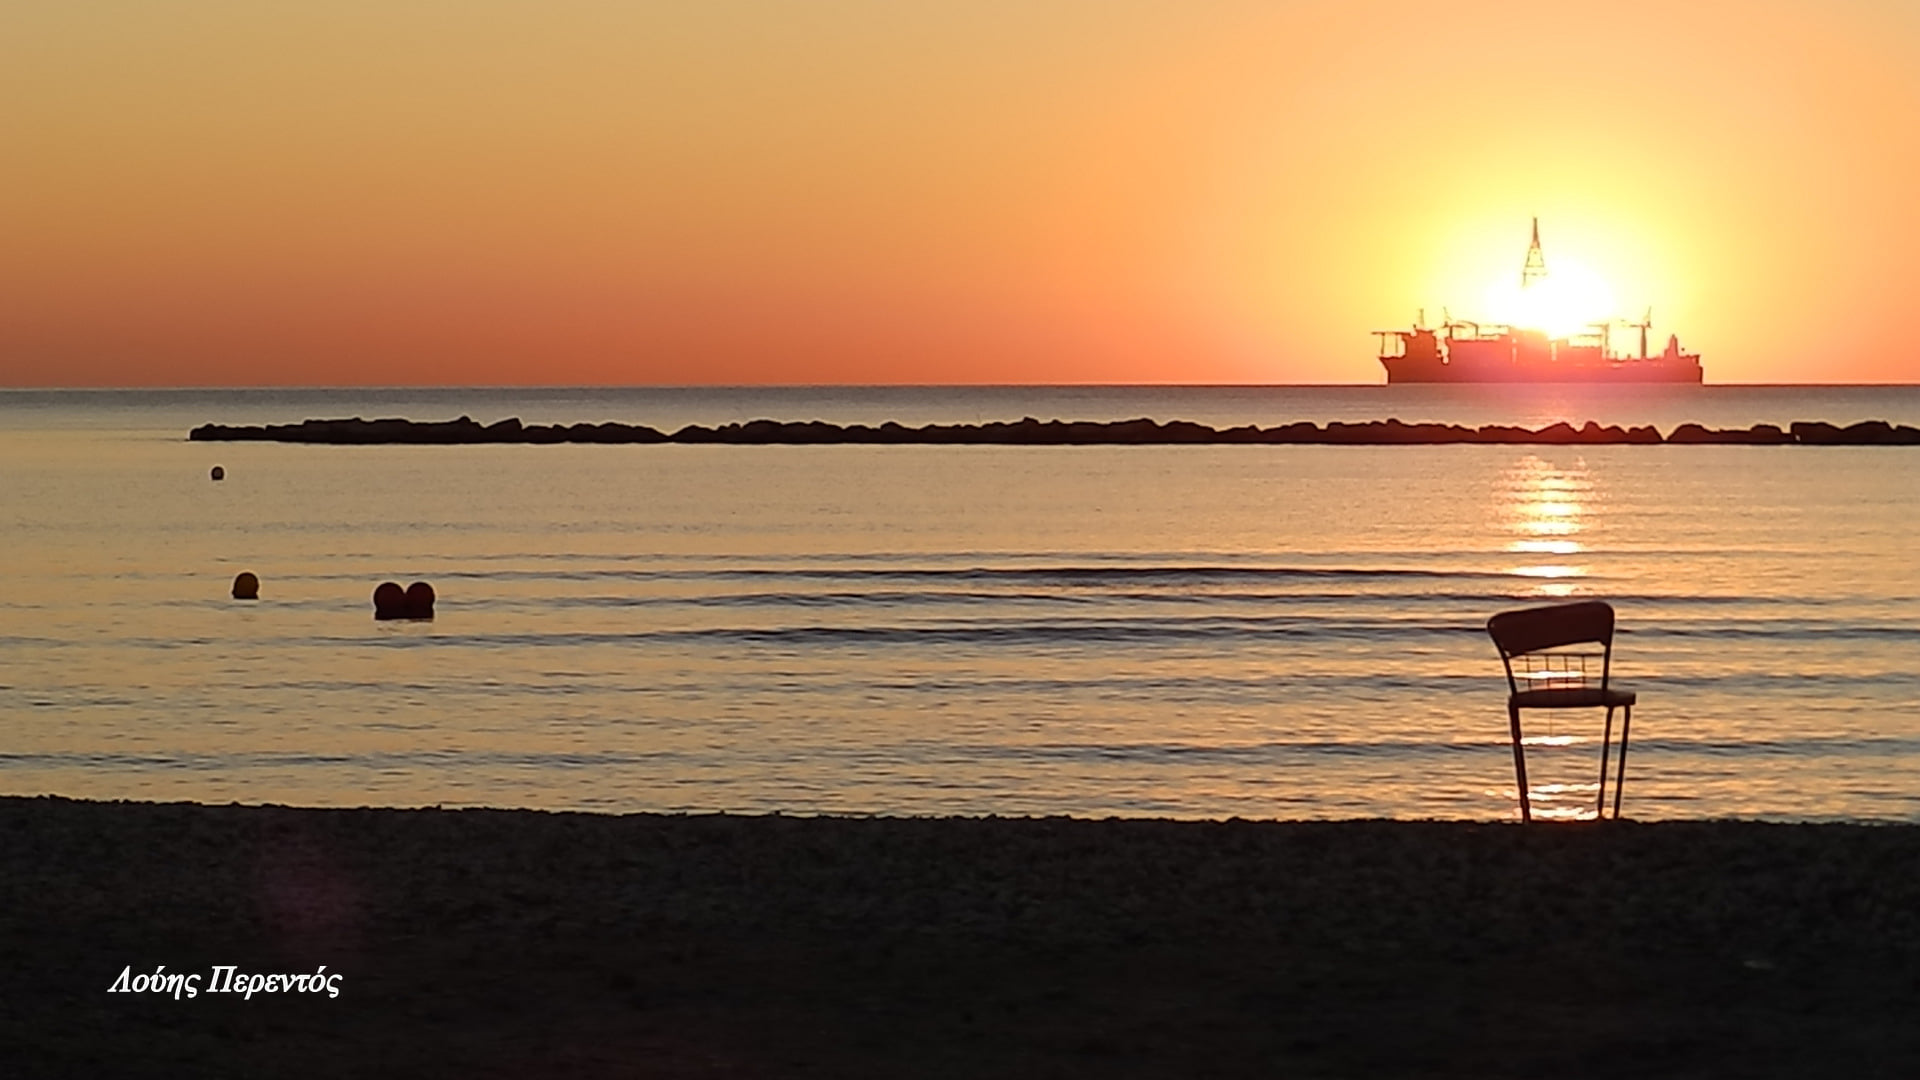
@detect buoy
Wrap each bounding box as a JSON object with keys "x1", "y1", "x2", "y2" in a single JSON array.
[
  {"x1": 210, "y1": 466, "x2": 225, "y2": 481},
  {"x1": 232, "y1": 572, "x2": 259, "y2": 600},
  {"x1": 404, "y1": 581, "x2": 436, "y2": 619},
  {"x1": 373, "y1": 581, "x2": 407, "y2": 620}
]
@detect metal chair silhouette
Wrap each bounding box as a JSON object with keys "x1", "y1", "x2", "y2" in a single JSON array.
[{"x1": 1487, "y1": 600, "x2": 1635, "y2": 822}]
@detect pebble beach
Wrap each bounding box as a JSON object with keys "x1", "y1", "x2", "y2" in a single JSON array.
[{"x1": 5, "y1": 796, "x2": 1917, "y2": 1077}]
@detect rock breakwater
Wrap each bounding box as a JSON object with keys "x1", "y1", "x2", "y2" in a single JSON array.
[{"x1": 188, "y1": 416, "x2": 1920, "y2": 446}]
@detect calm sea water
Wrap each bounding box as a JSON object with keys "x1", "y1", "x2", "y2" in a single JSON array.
[{"x1": 3, "y1": 386, "x2": 1918, "y2": 821}]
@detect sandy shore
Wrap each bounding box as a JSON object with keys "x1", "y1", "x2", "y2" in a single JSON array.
[{"x1": 4, "y1": 796, "x2": 1916, "y2": 1078}]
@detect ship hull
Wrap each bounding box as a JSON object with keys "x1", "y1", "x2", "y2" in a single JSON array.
[{"x1": 1380, "y1": 357, "x2": 1703, "y2": 384}]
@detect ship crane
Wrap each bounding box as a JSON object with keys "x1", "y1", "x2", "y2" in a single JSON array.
[
  {"x1": 1520, "y1": 217, "x2": 1548, "y2": 289},
  {"x1": 1627, "y1": 307, "x2": 1652, "y2": 361}
]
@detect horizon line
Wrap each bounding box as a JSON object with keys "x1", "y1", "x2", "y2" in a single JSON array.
[{"x1": 7, "y1": 382, "x2": 1920, "y2": 393}]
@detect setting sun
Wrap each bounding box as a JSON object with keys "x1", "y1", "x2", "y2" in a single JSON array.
[
  {"x1": 1482, "y1": 234, "x2": 1620, "y2": 340},
  {"x1": 5, "y1": 1, "x2": 1919, "y2": 385},
  {"x1": 1463, "y1": 219, "x2": 1621, "y2": 340}
]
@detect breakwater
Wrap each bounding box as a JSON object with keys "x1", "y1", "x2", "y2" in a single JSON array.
[{"x1": 189, "y1": 415, "x2": 1920, "y2": 445}]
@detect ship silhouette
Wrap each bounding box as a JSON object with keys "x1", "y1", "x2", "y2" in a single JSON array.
[{"x1": 1375, "y1": 220, "x2": 1703, "y2": 383}]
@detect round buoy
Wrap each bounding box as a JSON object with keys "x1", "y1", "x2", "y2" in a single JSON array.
[
  {"x1": 372, "y1": 581, "x2": 407, "y2": 620},
  {"x1": 231, "y1": 571, "x2": 259, "y2": 600},
  {"x1": 210, "y1": 466, "x2": 225, "y2": 481},
  {"x1": 404, "y1": 581, "x2": 436, "y2": 620}
]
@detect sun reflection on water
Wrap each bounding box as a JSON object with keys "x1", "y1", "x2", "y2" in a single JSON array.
[
  {"x1": 1520, "y1": 735, "x2": 1585, "y2": 747},
  {"x1": 1508, "y1": 539, "x2": 1582, "y2": 556},
  {"x1": 1503, "y1": 456, "x2": 1594, "y2": 595}
]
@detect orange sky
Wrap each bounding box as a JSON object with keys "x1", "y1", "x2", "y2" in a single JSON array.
[{"x1": 3, "y1": 0, "x2": 1917, "y2": 386}]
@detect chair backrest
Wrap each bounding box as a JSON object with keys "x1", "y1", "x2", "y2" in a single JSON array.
[{"x1": 1487, "y1": 600, "x2": 1616, "y2": 694}]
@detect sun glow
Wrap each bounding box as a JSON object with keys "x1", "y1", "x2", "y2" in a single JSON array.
[{"x1": 1483, "y1": 257, "x2": 1619, "y2": 339}]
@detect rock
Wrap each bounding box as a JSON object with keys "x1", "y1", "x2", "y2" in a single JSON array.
[
  {"x1": 1791, "y1": 421, "x2": 1842, "y2": 445},
  {"x1": 231, "y1": 572, "x2": 258, "y2": 600}
]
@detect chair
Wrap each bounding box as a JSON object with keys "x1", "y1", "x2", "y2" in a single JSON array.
[{"x1": 1486, "y1": 600, "x2": 1636, "y2": 823}]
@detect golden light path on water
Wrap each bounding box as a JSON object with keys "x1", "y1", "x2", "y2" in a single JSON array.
[
  {"x1": 1498, "y1": 455, "x2": 1616, "y2": 819},
  {"x1": 1505, "y1": 455, "x2": 1591, "y2": 599}
]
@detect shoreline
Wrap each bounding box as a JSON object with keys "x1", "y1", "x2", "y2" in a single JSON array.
[{"x1": 7, "y1": 795, "x2": 1917, "y2": 1076}]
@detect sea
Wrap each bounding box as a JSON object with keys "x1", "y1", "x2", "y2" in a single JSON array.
[{"x1": 3, "y1": 385, "x2": 1917, "y2": 822}]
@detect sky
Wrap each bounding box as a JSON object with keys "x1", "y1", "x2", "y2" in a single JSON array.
[{"x1": 3, "y1": 0, "x2": 1918, "y2": 386}]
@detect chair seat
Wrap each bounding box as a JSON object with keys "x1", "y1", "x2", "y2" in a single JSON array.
[{"x1": 1510, "y1": 687, "x2": 1635, "y2": 709}]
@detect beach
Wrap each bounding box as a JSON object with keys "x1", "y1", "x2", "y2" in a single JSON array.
[{"x1": 6, "y1": 796, "x2": 1917, "y2": 1077}]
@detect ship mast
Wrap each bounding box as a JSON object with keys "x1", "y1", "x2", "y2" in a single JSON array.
[{"x1": 1520, "y1": 216, "x2": 1548, "y2": 290}]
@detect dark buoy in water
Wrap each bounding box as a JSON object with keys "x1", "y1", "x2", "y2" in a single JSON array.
[
  {"x1": 374, "y1": 580, "x2": 435, "y2": 620},
  {"x1": 231, "y1": 571, "x2": 259, "y2": 600},
  {"x1": 404, "y1": 581, "x2": 436, "y2": 619},
  {"x1": 210, "y1": 465, "x2": 225, "y2": 481},
  {"x1": 373, "y1": 581, "x2": 407, "y2": 620}
]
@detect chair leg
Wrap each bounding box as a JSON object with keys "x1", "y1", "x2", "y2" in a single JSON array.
[
  {"x1": 1508, "y1": 704, "x2": 1532, "y2": 823},
  {"x1": 1596, "y1": 705, "x2": 1615, "y2": 820},
  {"x1": 1612, "y1": 704, "x2": 1632, "y2": 820}
]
